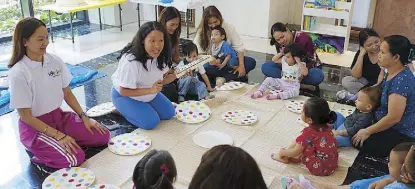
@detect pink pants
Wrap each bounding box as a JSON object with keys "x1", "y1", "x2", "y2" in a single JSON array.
[
  {"x1": 258, "y1": 77, "x2": 300, "y2": 99},
  {"x1": 19, "y1": 108, "x2": 110, "y2": 168}
]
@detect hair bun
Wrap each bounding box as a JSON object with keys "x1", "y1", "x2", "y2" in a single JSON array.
[{"x1": 328, "y1": 111, "x2": 337, "y2": 124}]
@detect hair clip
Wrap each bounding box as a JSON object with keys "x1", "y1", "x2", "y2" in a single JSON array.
[
  {"x1": 408, "y1": 48, "x2": 414, "y2": 61},
  {"x1": 160, "y1": 163, "x2": 169, "y2": 174}
]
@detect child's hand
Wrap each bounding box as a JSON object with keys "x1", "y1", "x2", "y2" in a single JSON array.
[
  {"x1": 332, "y1": 130, "x2": 339, "y2": 136},
  {"x1": 369, "y1": 178, "x2": 395, "y2": 189},
  {"x1": 359, "y1": 47, "x2": 367, "y2": 55},
  {"x1": 207, "y1": 87, "x2": 215, "y2": 92},
  {"x1": 216, "y1": 63, "x2": 226, "y2": 70}
]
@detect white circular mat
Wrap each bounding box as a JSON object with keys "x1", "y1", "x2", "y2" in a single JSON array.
[
  {"x1": 192, "y1": 131, "x2": 233, "y2": 149},
  {"x1": 89, "y1": 184, "x2": 120, "y2": 189},
  {"x1": 87, "y1": 102, "x2": 116, "y2": 117},
  {"x1": 108, "y1": 133, "x2": 151, "y2": 156},
  {"x1": 175, "y1": 101, "x2": 211, "y2": 124},
  {"x1": 216, "y1": 81, "x2": 245, "y2": 91},
  {"x1": 42, "y1": 167, "x2": 95, "y2": 189},
  {"x1": 285, "y1": 100, "x2": 305, "y2": 114},
  {"x1": 222, "y1": 110, "x2": 258, "y2": 125}
]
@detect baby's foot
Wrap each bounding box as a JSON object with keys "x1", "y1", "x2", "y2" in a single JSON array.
[
  {"x1": 271, "y1": 153, "x2": 289, "y2": 163},
  {"x1": 251, "y1": 91, "x2": 263, "y2": 99},
  {"x1": 266, "y1": 93, "x2": 281, "y2": 100}
]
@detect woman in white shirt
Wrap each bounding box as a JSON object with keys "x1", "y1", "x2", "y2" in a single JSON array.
[
  {"x1": 8, "y1": 17, "x2": 110, "y2": 169},
  {"x1": 193, "y1": 6, "x2": 256, "y2": 86},
  {"x1": 111, "y1": 21, "x2": 177, "y2": 130}
]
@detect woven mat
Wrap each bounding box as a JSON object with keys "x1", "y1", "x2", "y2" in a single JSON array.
[{"x1": 81, "y1": 84, "x2": 358, "y2": 188}]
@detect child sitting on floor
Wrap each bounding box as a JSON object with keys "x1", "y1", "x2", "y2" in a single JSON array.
[
  {"x1": 252, "y1": 44, "x2": 308, "y2": 100},
  {"x1": 272, "y1": 97, "x2": 339, "y2": 176},
  {"x1": 132, "y1": 149, "x2": 177, "y2": 189},
  {"x1": 210, "y1": 25, "x2": 238, "y2": 87},
  {"x1": 332, "y1": 86, "x2": 381, "y2": 147},
  {"x1": 177, "y1": 42, "x2": 214, "y2": 102},
  {"x1": 279, "y1": 142, "x2": 415, "y2": 189}
]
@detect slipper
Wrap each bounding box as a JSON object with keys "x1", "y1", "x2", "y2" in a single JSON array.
[
  {"x1": 280, "y1": 176, "x2": 300, "y2": 189},
  {"x1": 299, "y1": 174, "x2": 316, "y2": 189}
]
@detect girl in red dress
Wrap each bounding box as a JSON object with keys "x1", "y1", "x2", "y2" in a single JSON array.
[{"x1": 272, "y1": 97, "x2": 339, "y2": 176}]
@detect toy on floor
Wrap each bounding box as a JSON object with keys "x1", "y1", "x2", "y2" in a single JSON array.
[
  {"x1": 175, "y1": 101, "x2": 211, "y2": 124},
  {"x1": 86, "y1": 102, "x2": 116, "y2": 117},
  {"x1": 108, "y1": 133, "x2": 151, "y2": 156},
  {"x1": 42, "y1": 167, "x2": 96, "y2": 188},
  {"x1": 285, "y1": 100, "x2": 305, "y2": 114},
  {"x1": 222, "y1": 110, "x2": 258, "y2": 125},
  {"x1": 192, "y1": 130, "x2": 233, "y2": 149},
  {"x1": 69, "y1": 69, "x2": 98, "y2": 87},
  {"x1": 215, "y1": 81, "x2": 245, "y2": 91},
  {"x1": 174, "y1": 55, "x2": 212, "y2": 78},
  {"x1": 90, "y1": 184, "x2": 120, "y2": 189},
  {"x1": 159, "y1": 0, "x2": 173, "y2": 3}
]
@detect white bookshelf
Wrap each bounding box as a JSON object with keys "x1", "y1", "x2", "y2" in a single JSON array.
[{"x1": 301, "y1": 0, "x2": 355, "y2": 53}]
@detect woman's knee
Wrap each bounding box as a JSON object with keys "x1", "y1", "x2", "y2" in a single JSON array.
[
  {"x1": 304, "y1": 68, "x2": 324, "y2": 85},
  {"x1": 243, "y1": 56, "x2": 256, "y2": 72},
  {"x1": 128, "y1": 116, "x2": 161, "y2": 130},
  {"x1": 88, "y1": 129, "x2": 111, "y2": 146},
  {"x1": 261, "y1": 62, "x2": 281, "y2": 78}
]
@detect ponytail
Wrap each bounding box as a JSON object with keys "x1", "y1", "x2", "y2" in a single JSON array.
[
  {"x1": 303, "y1": 97, "x2": 336, "y2": 126},
  {"x1": 328, "y1": 111, "x2": 337, "y2": 124}
]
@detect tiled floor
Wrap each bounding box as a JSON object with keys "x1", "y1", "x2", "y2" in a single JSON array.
[{"x1": 0, "y1": 22, "x2": 362, "y2": 188}]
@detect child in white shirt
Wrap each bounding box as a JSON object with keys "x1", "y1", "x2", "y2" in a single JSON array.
[
  {"x1": 252, "y1": 44, "x2": 308, "y2": 100},
  {"x1": 177, "y1": 42, "x2": 214, "y2": 102}
]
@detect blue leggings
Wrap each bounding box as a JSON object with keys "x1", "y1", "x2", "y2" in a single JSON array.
[
  {"x1": 350, "y1": 175, "x2": 391, "y2": 189},
  {"x1": 332, "y1": 112, "x2": 353, "y2": 147},
  {"x1": 111, "y1": 88, "x2": 175, "y2": 130},
  {"x1": 261, "y1": 61, "x2": 324, "y2": 86}
]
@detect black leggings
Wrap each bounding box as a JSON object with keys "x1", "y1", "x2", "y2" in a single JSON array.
[{"x1": 356, "y1": 128, "x2": 415, "y2": 158}]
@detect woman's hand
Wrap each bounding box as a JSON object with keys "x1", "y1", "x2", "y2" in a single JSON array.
[
  {"x1": 150, "y1": 80, "x2": 163, "y2": 94},
  {"x1": 56, "y1": 133, "x2": 81, "y2": 155},
  {"x1": 234, "y1": 66, "x2": 246, "y2": 77},
  {"x1": 359, "y1": 47, "x2": 367, "y2": 56},
  {"x1": 352, "y1": 128, "x2": 371, "y2": 147},
  {"x1": 82, "y1": 117, "x2": 107, "y2": 135},
  {"x1": 272, "y1": 54, "x2": 280, "y2": 63},
  {"x1": 216, "y1": 63, "x2": 226, "y2": 70}
]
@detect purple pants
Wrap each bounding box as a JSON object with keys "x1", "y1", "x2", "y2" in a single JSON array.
[{"x1": 19, "y1": 108, "x2": 110, "y2": 168}]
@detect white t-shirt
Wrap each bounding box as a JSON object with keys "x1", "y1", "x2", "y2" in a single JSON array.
[
  {"x1": 281, "y1": 57, "x2": 303, "y2": 83},
  {"x1": 8, "y1": 54, "x2": 72, "y2": 117},
  {"x1": 112, "y1": 54, "x2": 169, "y2": 102},
  {"x1": 177, "y1": 60, "x2": 206, "y2": 75}
]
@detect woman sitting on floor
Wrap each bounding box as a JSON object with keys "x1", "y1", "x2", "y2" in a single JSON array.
[
  {"x1": 158, "y1": 6, "x2": 182, "y2": 102},
  {"x1": 111, "y1": 21, "x2": 176, "y2": 130},
  {"x1": 261, "y1": 22, "x2": 324, "y2": 89},
  {"x1": 352, "y1": 35, "x2": 415, "y2": 158},
  {"x1": 193, "y1": 6, "x2": 257, "y2": 87},
  {"x1": 336, "y1": 28, "x2": 381, "y2": 101},
  {"x1": 8, "y1": 17, "x2": 110, "y2": 169}
]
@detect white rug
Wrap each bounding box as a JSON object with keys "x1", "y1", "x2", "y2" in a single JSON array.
[{"x1": 81, "y1": 84, "x2": 358, "y2": 188}]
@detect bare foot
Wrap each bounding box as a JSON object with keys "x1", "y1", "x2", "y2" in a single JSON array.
[{"x1": 271, "y1": 153, "x2": 290, "y2": 163}]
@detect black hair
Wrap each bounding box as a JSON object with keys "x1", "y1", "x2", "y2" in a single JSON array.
[
  {"x1": 358, "y1": 28, "x2": 380, "y2": 47},
  {"x1": 211, "y1": 25, "x2": 227, "y2": 41},
  {"x1": 270, "y1": 22, "x2": 288, "y2": 47},
  {"x1": 283, "y1": 43, "x2": 308, "y2": 63},
  {"x1": 132, "y1": 149, "x2": 177, "y2": 189},
  {"x1": 189, "y1": 145, "x2": 267, "y2": 189},
  {"x1": 182, "y1": 42, "x2": 198, "y2": 57},
  {"x1": 118, "y1": 21, "x2": 172, "y2": 71},
  {"x1": 384, "y1": 35, "x2": 414, "y2": 65},
  {"x1": 158, "y1": 7, "x2": 182, "y2": 48},
  {"x1": 303, "y1": 97, "x2": 337, "y2": 125}
]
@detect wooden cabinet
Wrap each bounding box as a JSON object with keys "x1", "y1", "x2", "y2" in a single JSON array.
[{"x1": 373, "y1": 0, "x2": 415, "y2": 43}]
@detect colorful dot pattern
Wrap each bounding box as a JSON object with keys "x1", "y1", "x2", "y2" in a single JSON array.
[
  {"x1": 222, "y1": 110, "x2": 258, "y2": 125},
  {"x1": 89, "y1": 184, "x2": 120, "y2": 189},
  {"x1": 108, "y1": 133, "x2": 151, "y2": 156},
  {"x1": 42, "y1": 167, "x2": 95, "y2": 189},
  {"x1": 285, "y1": 100, "x2": 305, "y2": 114},
  {"x1": 216, "y1": 82, "x2": 245, "y2": 91},
  {"x1": 175, "y1": 101, "x2": 211, "y2": 124}
]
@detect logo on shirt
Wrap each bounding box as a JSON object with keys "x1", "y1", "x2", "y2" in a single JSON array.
[{"x1": 48, "y1": 69, "x2": 61, "y2": 77}]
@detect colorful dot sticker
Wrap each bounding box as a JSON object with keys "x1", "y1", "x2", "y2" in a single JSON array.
[
  {"x1": 221, "y1": 110, "x2": 258, "y2": 125},
  {"x1": 108, "y1": 133, "x2": 152, "y2": 156},
  {"x1": 42, "y1": 167, "x2": 95, "y2": 189},
  {"x1": 89, "y1": 184, "x2": 120, "y2": 189},
  {"x1": 87, "y1": 102, "x2": 116, "y2": 117},
  {"x1": 175, "y1": 101, "x2": 211, "y2": 124},
  {"x1": 338, "y1": 108, "x2": 355, "y2": 117},
  {"x1": 285, "y1": 100, "x2": 305, "y2": 114},
  {"x1": 216, "y1": 82, "x2": 245, "y2": 91},
  {"x1": 296, "y1": 116, "x2": 308, "y2": 127}
]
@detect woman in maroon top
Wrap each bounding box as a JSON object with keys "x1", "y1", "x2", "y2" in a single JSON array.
[{"x1": 261, "y1": 22, "x2": 324, "y2": 86}]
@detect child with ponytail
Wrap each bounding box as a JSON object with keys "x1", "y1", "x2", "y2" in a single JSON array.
[
  {"x1": 132, "y1": 149, "x2": 177, "y2": 189},
  {"x1": 272, "y1": 97, "x2": 339, "y2": 176}
]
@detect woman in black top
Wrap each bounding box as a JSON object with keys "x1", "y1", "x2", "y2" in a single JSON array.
[{"x1": 337, "y1": 29, "x2": 381, "y2": 100}]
